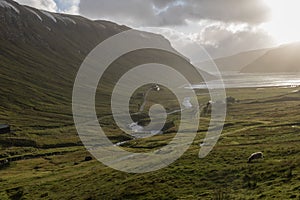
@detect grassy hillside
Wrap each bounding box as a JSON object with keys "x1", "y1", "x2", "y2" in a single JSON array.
[
  {"x1": 0, "y1": 0, "x2": 211, "y2": 146},
  {"x1": 1, "y1": 1, "x2": 300, "y2": 199},
  {"x1": 0, "y1": 0, "x2": 128, "y2": 137}
]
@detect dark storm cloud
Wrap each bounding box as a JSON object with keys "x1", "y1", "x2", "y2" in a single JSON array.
[
  {"x1": 78, "y1": 0, "x2": 274, "y2": 58},
  {"x1": 78, "y1": 0, "x2": 156, "y2": 26},
  {"x1": 199, "y1": 24, "x2": 275, "y2": 58},
  {"x1": 79, "y1": 0, "x2": 270, "y2": 26},
  {"x1": 152, "y1": 0, "x2": 175, "y2": 9}
]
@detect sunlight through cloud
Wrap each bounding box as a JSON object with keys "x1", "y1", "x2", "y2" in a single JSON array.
[{"x1": 263, "y1": 0, "x2": 300, "y2": 44}]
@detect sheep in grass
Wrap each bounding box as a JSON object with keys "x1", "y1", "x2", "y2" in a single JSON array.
[
  {"x1": 247, "y1": 152, "x2": 264, "y2": 163},
  {"x1": 0, "y1": 159, "x2": 9, "y2": 169}
]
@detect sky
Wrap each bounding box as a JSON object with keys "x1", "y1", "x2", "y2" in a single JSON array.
[{"x1": 14, "y1": 0, "x2": 300, "y2": 61}]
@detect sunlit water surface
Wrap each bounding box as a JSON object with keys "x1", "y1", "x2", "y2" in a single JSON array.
[{"x1": 191, "y1": 72, "x2": 300, "y2": 89}]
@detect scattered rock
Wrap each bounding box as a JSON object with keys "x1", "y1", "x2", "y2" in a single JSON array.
[
  {"x1": 41, "y1": 193, "x2": 48, "y2": 198},
  {"x1": 84, "y1": 156, "x2": 93, "y2": 162},
  {"x1": 0, "y1": 124, "x2": 10, "y2": 134}
]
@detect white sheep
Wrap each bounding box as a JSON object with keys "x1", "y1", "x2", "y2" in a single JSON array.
[{"x1": 247, "y1": 152, "x2": 264, "y2": 163}]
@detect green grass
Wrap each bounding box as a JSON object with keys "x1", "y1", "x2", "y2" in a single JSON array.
[
  {"x1": 6, "y1": 5, "x2": 300, "y2": 199},
  {"x1": 0, "y1": 87, "x2": 300, "y2": 199}
]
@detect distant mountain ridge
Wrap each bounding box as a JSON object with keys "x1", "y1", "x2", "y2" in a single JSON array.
[
  {"x1": 197, "y1": 41, "x2": 300, "y2": 74},
  {"x1": 241, "y1": 42, "x2": 300, "y2": 73},
  {"x1": 196, "y1": 48, "x2": 270, "y2": 72}
]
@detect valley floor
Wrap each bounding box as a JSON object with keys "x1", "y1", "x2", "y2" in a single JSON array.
[{"x1": 1, "y1": 87, "x2": 300, "y2": 199}]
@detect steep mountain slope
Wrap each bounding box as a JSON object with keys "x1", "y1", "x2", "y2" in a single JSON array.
[
  {"x1": 0, "y1": 0, "x2": 129, "y2": 138},
  {"x1": 241, "y1": 42, "x2": 300, "y2": 73},
  {"x1": 196, "y1": 48, "x2": 269, "y2": 73},
  {"x1": 0, "y1": 0, "x2": 207, "y2": 146}
]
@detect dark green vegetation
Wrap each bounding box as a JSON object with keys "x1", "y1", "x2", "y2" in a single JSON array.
[
  {"x1": 0, "y1": 0, "x2": 129, "y2": 148},
  {"x1": 1, "y1": 87, "x2": 300, "y2": 199},
  {"x1": 0, "y1": 0, "x2": 207, "y2": 146},
  {"x1": 1, "y1": 1, "x2": 300, "y2": 199}
]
